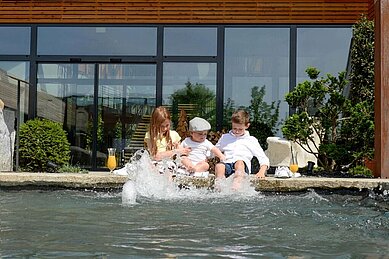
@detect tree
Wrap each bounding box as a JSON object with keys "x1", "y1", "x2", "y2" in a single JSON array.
[
  {"x1": 282, "y1": 67, "x2": 349, "y2": 172},
  {"x1": 341, "y1": 15, "x2": 375, "y2": 162},
  {"x1": 248, "y1": 86, "x2": 280, "y2": 149}
]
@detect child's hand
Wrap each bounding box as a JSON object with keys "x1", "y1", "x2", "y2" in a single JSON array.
[
  {"x1": 255, "y1": 172, "x2": 266, "y2": 180},
  {"x1": 177, "y1": 146, "x2": 191, "y2": 156}
]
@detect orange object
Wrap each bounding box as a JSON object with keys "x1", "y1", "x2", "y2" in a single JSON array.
[{"x1": 289, "y1": 164, "x2": 298, "y2": 173}]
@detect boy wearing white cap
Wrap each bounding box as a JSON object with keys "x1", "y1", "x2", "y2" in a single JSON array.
[{"x1": 181, "y1": 117, "x2": 225, "y2": 174}]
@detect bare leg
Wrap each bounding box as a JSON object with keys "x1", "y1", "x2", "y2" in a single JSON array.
[
  {"x1": 232, "y1": 160, "x2": 246, "y2": 191},
  {"x1": 214, "y1": 163, "x2": 226, "y2": 191},
  {"x1": 181, "y1": 157, "x2": 195, "y2": 172},
  {"x1": 215, "y1": 163, "x2": 226, "y2": 179},
  {"x1": 192, "y1": 161, "x2": 210, "y2": 172}
]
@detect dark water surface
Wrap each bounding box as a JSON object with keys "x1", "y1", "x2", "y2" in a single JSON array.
[{"x1": 1, "y1": 189, "x2": 388, "y2": 258}]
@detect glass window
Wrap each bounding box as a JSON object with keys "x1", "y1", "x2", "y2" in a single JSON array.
[
  {"x1": 224, "y1": 28, "x2": 290, "y2": 134},
  {"x1": 98, "y1": 64, "x2": 156, "y2": 166},
  {"x1": 0, "y1": 62, "x2": 29, "y2": 171},
  {"x1": 164, "y1": 27, "x2": 217, "y2": 56},
  {"x1": 0, "y1": 27, "x2": 30, "y2": 55},
  {"x1": 37, "y1": 27, "x2": 157, "y2": 56},
  {"x1": 0, "y1": 61, "x2": 29, "y2": 136},
  {"x1": 163, "y1": 62, "x2": 217, "y2": 129},
  {"x1": 297, "y1": 28, "x2": 352, "y2": 82},
  {"x1": 37, "y1": 63, "x2": 95, "y2": 168}
]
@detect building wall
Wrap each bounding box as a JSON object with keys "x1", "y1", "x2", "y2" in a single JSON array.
[{"x1": 0, "y1": 0, "x2": 370, "y2": 24}]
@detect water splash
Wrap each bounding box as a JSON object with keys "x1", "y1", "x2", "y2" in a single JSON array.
[{"x1": 121, "y1": 149, "x2": 259, "y2": 205}]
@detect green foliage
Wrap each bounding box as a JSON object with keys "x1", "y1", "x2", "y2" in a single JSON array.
[
  {"x1": 222, "y1": 98, "x2": 236, "y2": 129},
  {"x1": 349, "y1": 15, "x2": 375, "y2": 105},
  {"x1": 282, "y1": 67, "x2": 349, "y2": 172},
  {"x1": 340, "y1": 101, "x2": 375, "y2": 162},
  {"x1": 86, "y1": 113, "x2": 104, "y2": 150},
  {"x1": 170, "y1": 81, "x2": 216, "y2": 127},
  {"x1": 19, "y1": 118, "x2": 71, "y2": 172},
  {"x1": 342, "y1": 15, "x2": 375, "y2": 162},
  {"x1": 58, "y1": 164, "x2": 88, "y2": 174},
  {"x1": 282, "y1": 15, "x2": 376, "y2": 173},
  {"x1": 248, "y1": 86, "x2": 280, "y2": 149},
  {"x1": 348, "y1": 165, "x2": 373, "y2": 178},
  {"x1": 170, "y1": 81, "x2": 215, "y2": 116}
]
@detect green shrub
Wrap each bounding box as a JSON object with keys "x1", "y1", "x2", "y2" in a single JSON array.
[
  {"x1": 341, "y1": 15, "x2": 375, "y2": 163},
  {"x1": 282, "y1": 67, "x2": 349, "y2": 172},
  {"x1": 58, "y1": 164, "x2": 88, "y2": 174},
  {"x1": 348, "y1": 165, "x2": 373, "y2": 178},
  {"x1": 19, "y1": 118, "x2": 70, "y2": 172},
  {"x1": 249, "y1": 86, "x2": 280, "y2": 150}
]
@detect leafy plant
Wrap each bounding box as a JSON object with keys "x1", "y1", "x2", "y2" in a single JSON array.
[
  {"x1": 348, "y1": 165, "x2": 373, "y2": 178},
  {"x1": 248, "y1": 86, "x2": 281, "y2": 149},
  {"x1": 222, "y1": 98, "x2": 236, "y2": 129},
  {"x1": 86, "y1": 112, "x2": 104, "y2": 150},
  {"x1": 19, "y1": 118, "x2": 71, "y2": 172},
  {"x1": 170, "y1": 81, "x2": 216, "y2": 122},
  {"x1": 58, "y1": 164, "x2": 88, "y2": 174},
  {"x1": 348, "y1": 15, "x2": 375, "y2": 105},
  {"x1": 341, "y1": 15, "x2": 375, "y2": 163},
  {"x1": 282, "y1": 67, "x2": 349, "y2": 172}
]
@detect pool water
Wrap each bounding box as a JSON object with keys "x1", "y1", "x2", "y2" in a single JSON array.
[{"x1": 1, "y1": 188, "x2": 388, "y2": 258}]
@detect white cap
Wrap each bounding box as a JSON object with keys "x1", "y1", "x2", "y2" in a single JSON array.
[{"x1": 189, "y1": 117, "x2": 211, "y2": 131}]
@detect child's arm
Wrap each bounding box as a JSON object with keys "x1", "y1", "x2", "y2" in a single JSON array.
[{"x1": 211, "y1": 146, "x2": 226, "y2": 162}]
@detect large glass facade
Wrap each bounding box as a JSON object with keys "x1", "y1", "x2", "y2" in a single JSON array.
[
  {"x1": 37, "y1": 27, "x2": 157, "y2": 56},
  {"x1": 37, "y1": 63, "x2": 95, "y2": 167},
  {"x1": 0, "y1": 61, "x2": 30, "y2": 171},
  {"x1": 36, "y1": 63, "x2": 156, "y2": 169},
  {"x1": 224, "y1": 28, "x2": 290, "y2": 132},
  {"x1": 297, "y1": 28, "x2": 352, "y2": 82},
  {"x1": 163, "y1": 62, "x2": 217, "y2": 128},
  {"x1": 164, "y1": 27, "x2": 217, "y2": 56},
  {"x1": 98, "y1": 64, "x2": 156, "y2": 167},
  {"x1": 0, "y1": 25, "x2": 352, "y2": 170},
  {"x1": 0, "y1": 27, "x2": 30, "y2": 55}
]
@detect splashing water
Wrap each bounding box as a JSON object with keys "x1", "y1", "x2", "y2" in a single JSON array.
[{"x1": 121, "y1": 149, "x2": 259, "y2": 205}]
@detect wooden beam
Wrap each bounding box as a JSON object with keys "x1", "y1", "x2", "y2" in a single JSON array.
[{"x1": 374, "y1": 0, "x2": 389, "y2": 178}]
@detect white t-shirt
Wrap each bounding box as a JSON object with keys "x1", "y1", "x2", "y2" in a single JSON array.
[
  {"x1": 181, "y1": 137, "x2": 215, "y2": 165},
  {"x1": 215, "y1": 130, "x2": 270, "y2": 173}
]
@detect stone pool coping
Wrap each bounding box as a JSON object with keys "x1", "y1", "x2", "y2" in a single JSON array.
[{"x1": 1, "y1": 171, "x2": 389, "y2": 192}]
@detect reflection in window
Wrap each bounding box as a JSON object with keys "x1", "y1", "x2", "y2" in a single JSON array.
[
  {"x1": 37, "y1": 27, "x2": 157, "y2": 56},
  {"x1": 0, "y1": 27, "x2": 30, "y2": 55},
  {"x1": 98, "y1": 64, "x2": 156, "y2": 161},
  {"x1": 163, "y1": 62, "x2": 217, "y2": 128},
  {"x1": 224, "y1": 28, "x2": 290, "y2": 134},
  {"x1": 164, "y1": 27, "x2": 217, "y2": 56},
  {"x1": 0, "y1": 62, "x2": 29, "y2": 171},
  {"x1": 297, "y1": 28, "x2": 352, "y2": 83},
  {"x1": 37, "y1": 63, "x2": 95, "y2": 168}
]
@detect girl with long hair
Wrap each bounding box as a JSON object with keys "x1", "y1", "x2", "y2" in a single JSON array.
[{"x1": 144, "y1": 106, "x2": 190, "y2": 161}]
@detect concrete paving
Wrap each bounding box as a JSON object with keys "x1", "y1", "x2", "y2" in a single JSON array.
[{"x1": 1, "y1": 171, "x2": 389, "y2": 193}]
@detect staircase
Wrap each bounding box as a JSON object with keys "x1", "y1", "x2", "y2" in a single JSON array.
[{"x1": 121, "y1": 114, "x2": 150, "y2": 165}]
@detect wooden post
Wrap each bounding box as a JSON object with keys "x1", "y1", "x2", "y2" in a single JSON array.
[{"x1": 374, "y1": 0, "x2": 389, "y2": 178}]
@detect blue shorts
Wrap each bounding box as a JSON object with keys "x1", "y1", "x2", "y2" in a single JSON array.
[{"x1": 223, "y1": 162, "x2": 249, "y2": 178}]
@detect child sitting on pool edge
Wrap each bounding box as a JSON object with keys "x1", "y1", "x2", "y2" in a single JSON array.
[
  {"x1": 215, "y1": 109, "x2": 269, "y2": 190},
  {"x1": 144, "y1": 106, "x2": 191, "y2": 174},
  {"x1": 181, "y1": 117, "x2": 225, "y2": 176}
]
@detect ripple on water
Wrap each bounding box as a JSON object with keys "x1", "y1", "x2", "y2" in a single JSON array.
[{"x1": 1, "y1": 151, "x2": 388, "y2": 257}]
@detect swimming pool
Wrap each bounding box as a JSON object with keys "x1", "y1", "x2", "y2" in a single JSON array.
[{"x1": 1, "y1": 188, "x2": 388, "y2": 258}]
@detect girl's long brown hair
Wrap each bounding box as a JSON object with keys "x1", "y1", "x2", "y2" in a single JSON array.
[{"x1": 148, "y1": 106, "x2": 173, "y2": 156}]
